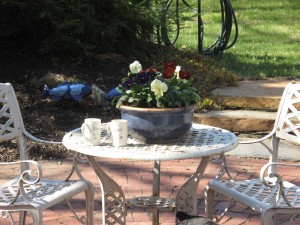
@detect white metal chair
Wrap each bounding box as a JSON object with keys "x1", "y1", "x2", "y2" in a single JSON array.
[
  {"x1": 0, "y1": 83, "x2": 94, "y2": 224},
  {"x1": 205, "y1": 82, "x2": 300, "y2": 225}
]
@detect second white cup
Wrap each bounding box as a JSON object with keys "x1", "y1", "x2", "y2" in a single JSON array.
[
  {"x1": 107, "y1": 119, "x2": 128, "y2": 147},
  {"x1": 81, "y1": 118, "x2": 102, "y2": 145}
]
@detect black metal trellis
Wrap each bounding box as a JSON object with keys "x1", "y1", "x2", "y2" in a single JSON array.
[{"x1": 161, "y1": 0, "x2": 238, "y2": 56}]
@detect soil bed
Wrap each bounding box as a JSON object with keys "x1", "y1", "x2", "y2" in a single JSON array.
[{"x1": 0, "y1": 52, "x2": 127, "y2": 161}]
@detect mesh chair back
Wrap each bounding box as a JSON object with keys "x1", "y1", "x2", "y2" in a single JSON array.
[
  {"x1": 274, "y1": 83, "x2": 300, "y2": 144},
  {"x1": 1, "y1": 83, "x2": 30, "y2": 173},
  {"x1": 0, "y1": 83, "x2": 25, "y2": 142}
]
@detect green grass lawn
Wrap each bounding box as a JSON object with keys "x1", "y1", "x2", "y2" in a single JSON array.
[{"x1": 163, "y1": 0, "x2": 300, "y2": 79}]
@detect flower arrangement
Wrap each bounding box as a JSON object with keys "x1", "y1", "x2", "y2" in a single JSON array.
[{"x1": 114, "y1": 61, "x2": 200, "y2": 108}]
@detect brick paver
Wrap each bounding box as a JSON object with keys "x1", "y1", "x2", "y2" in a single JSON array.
[{"x1": 1, "y1": 156, "x2": 299, "y2": 224}]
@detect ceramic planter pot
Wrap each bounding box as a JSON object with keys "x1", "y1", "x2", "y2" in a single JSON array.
[{"x1": 119, "y1": 104, "x2": 197, "y2": 144}]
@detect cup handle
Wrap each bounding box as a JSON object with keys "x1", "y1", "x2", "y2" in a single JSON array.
[
  {"x1": 81, "y1": 123, "x2": 93, "y2": 139},
  {"x1": 106, "y1": 122, "x2": 111, "y2": 137}
]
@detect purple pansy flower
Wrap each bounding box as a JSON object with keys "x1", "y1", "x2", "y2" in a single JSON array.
[
  {"x1": 136, "y1": 71, "x2": 151, "y2": 85},
  {"x1": 122, "y1": 78, "x2": 133, "y2": 90}
]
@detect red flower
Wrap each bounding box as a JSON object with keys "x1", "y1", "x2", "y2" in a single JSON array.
[
  {"x1": 179, "y1": 70, "x2": 191, "y2": 80},
  {"x1": 146, "y1": 67, "x2": 157, "y2": 74},
  {"x1": 162, "y1": 67, "x2": 175, "y2": 79},
  {"x1": 163, "y1": 62, "x2": 176, "y2": 70},
  {"x1": 146, "y1": 67, "x2": 157, "y2": 78}
]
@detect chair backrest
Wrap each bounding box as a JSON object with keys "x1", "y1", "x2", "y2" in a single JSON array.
[
  {"x1": 274, "y1": 83, "x2": 300, "y2": 143},
  {"x1": 266, "y1": 83, "x2": 300, "y2": 173},
  {"x1": 0, "y1": 83, "x2": 29, "y2": 170}
]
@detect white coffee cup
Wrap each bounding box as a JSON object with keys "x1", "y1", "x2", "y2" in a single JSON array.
[
  {"x1": 107, "y1": 119, "x2": 128, "y2": 147},
  {"x1": 81, "y1": 118, "x2": 102, "y2": 145}
]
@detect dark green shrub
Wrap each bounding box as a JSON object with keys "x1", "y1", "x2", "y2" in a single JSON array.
[
  {"x1": 93, "y1": 0, "x2": 161, "y2": 55},
  {"x1": 0, "y1": 0, "x2": 161, "y2": 57}
]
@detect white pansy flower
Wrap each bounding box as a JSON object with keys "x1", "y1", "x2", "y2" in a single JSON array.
[
  {"x1": 129, "y1": 61, "x2": 142, "y2": 74},
  {"x1": 151, "y1": 79, "x2": 168, "y2": 97},
  {"x1": 175, "y1": 65, "x2": 181, "y2": 78}
]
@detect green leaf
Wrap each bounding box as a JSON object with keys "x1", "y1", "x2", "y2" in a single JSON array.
[
  {"x1": 128, "y1": 97, "x2": 139, "y2": 103},
  {"x1": 128, "y1": 97, "x2": 134, "y2": 103},
  {"x1": 116, "y1": 95, "x2": 128, "y2": 108},
  {"x1": 147, "y1": 96, "x2": 153, "y2": 103}
]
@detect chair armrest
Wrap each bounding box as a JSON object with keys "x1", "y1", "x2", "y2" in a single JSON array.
[
  {"x1": 23, "y1": 131, "x2": 86, "y2": 183},
  {"x1": 0, "y1": 160, "x2": 42, "y2": 206},
  {"x1": 260, "y1": 162, "x2": 300, "y2": 186},
  {"x1": 215, "y1": 130, "x2": 276, "y2": 180},
  {"x1": 259, "y1": 162, "x2": 300, "y2": 207},
  {"x1": 23, "y1": 129, "x2": 62, "y2": 144},
  {"x1": 239, "y1": 129, "x2": 275, "y2": 144}
]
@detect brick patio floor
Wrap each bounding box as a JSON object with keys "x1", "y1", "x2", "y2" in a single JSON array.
[{"x1": 1, "y1": 156, "x2": 299, "y2": 225}]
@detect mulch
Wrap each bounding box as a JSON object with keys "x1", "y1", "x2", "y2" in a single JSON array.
[{"x1": 0, "y1": 52, "x2": 127, "y2": 161}]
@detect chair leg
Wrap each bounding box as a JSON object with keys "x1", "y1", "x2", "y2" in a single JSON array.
[
  {"x1": 205, "y1": 185, "x2": 215, "y2": 220},
  {"x1": 85, "y1": 186, "x2": 95, "y2": 225},
  {"x1": 28, "y1": 209, "x2": 43, "y2": 225},
  {"x1": 19, "y1": 211, "x2": 26, "y2": 225},
  {"x1": 272, "y1": 214, "x2": 279, "y2": 225},
  {"x1": 261, "y1": 210, "x2": 275, "y2": 225}
]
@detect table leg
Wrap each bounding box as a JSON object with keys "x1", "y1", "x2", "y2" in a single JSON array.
[
  {"x1": 175, "y1": 156, "x2": 210, "y2": 217},
  {"x1": 87, "y1": 156, "x2": 127, "y2": 225},
  {"x1": 152, "y1": 160, "x2": 160, "y2": 225}
]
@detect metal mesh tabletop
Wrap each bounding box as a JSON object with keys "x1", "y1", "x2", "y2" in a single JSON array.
[{"x1": 62, "y1": 123, "x2": 238, "y2": 161}]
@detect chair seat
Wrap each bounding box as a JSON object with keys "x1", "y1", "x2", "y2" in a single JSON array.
[
  {"x1": 207, "y1": 178, "x2": 300, "y2": 213},
  {"x1": 0, "y1": 177, "x2": 91, "y2": 210},
  {"x1": 0, "y1": 83, "x2": 94, "y2": 224}
]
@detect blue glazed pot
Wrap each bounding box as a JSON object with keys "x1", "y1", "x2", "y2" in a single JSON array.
[{"x1": 120, "y1": 104, "x2": 197, "y2": 144}]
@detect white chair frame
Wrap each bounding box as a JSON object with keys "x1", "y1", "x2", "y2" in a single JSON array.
[
  {"x1": 0, "y1": 83, "x2": 94, "y2": 225},
  {"x1": 205, "y1": 82, "x2": 300, "y2": 225}
]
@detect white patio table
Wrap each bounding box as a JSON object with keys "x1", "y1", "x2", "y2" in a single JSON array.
[{"x1": 62, "y1": 123, "x2": 238, "y2": 225}]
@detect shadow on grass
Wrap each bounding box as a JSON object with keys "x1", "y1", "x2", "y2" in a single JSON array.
[{"x1": 216, "y1": 52, "x2": 300, "y2": 79}]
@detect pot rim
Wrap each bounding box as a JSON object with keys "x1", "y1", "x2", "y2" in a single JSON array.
[{"x1": 119, "y1": 103, "x2": 197, "y2": 113}]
